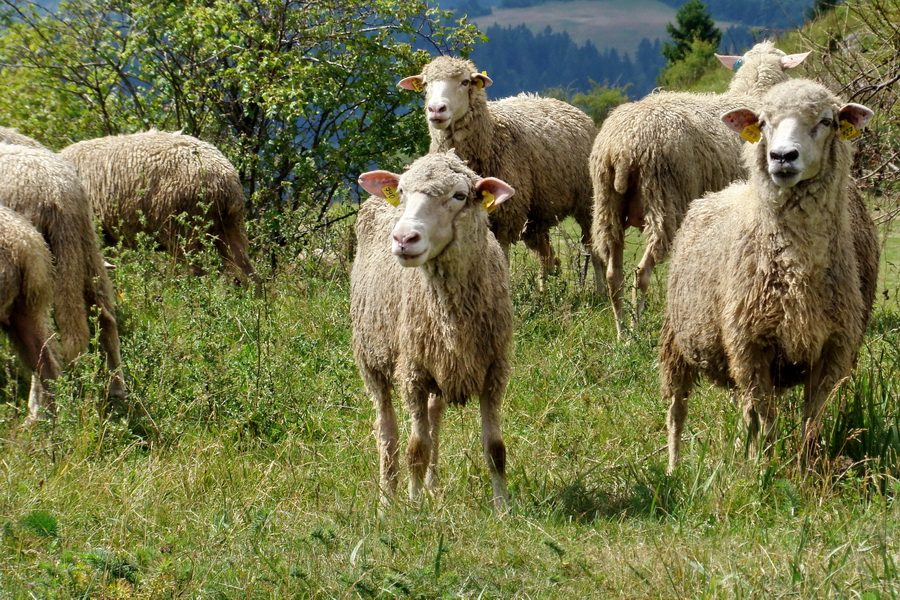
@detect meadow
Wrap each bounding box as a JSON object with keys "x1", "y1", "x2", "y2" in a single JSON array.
[{"x1": 0, "y1": 211, "x2": 897, "y2": 598}]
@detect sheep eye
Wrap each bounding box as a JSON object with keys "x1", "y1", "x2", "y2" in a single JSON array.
[
  {"x1": 461, "y1": 79, "x2": 471, "y2": 87},
  {"x1": 452, "y1": 192, "x2": 467, "y2": 202},
  {"x1": 819, "y1": 118, "x2": 833, "y2": 127}
]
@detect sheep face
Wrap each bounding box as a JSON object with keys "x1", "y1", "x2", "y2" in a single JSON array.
[
  {"x1": 358, "y1": 154, "x2": 514, "y2": 268},
  {"x1": 722, "y1": 85, "x2": 874, "y2": 189},
  {"x1": 398, "y1": 57, "x2": 492, "y2": 131}
]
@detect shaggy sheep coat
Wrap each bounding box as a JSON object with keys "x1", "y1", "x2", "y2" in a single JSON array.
[
  {"x1": 351, "y1": 152, "x2": 513, "y2": 510},
  {"x1": 0, "y1": 203, "x2": 61, "y2": 422},
  {"x1": 0, "y1": 126, "x2": 47, "y2": 150},
  {"x1": 60, "y1": 131, "x2": 258, "y2": 284},
  {"x1": 591, "y1": 41, "x2": 809, "y2": 338},
  {"x1": 402, "y1": 56, "x2": 602, "y2": 292},
  {"x1": 659, "y1": 79, "x2": 879, "y2": 472},
  {"x1": 0, "y1": 142, "x2": 125, "y2": 400}
]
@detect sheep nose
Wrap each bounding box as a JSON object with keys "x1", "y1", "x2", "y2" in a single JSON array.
[
  {"x1": 427, "y1": 103, "x2": 447, "y2": 116},
  {"x1": 393, "y1": 230, "x2": 421, "y2": 248},
  {"x1": 770, "y1": 148, "x2": 799, "y2": 163}
]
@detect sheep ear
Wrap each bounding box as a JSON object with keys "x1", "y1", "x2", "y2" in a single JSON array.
[
  {"x1": 398, "y1": 75, "x2": 425, "y2": 93},
  {"x1": 358, "y1": 171, "x2": 402, "y2": 205},
  {"x1": 715, "y1": 54, "x2": 741, "y2": 70},
  {"x1": 476, "y1": 177, "x2": 514, "y2": 213},
  {"x1": 838, "y1": 103, "x2": 874, "y2": 140},
  {"x1": 722, "y1": 108, "x2": 762, "y2": 143},
  {"x1": 472, "y1": 71, "x2": 493, "y2": 89},
  {"x1": 780, "y1": 51, "x2": 810, "y2": 69}
]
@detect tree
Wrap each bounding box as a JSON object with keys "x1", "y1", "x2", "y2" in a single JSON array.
[
  {"x1": 0, "y1": 0, "x2": 482, "y2": 228},
  {"x1": 661, "y1": 0, "x2": 722, "y2": 65}
]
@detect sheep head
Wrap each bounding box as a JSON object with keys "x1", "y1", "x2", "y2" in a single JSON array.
[
  {"x1": 398, "y1": 56, "x2": 492, "y2": 131},
  {"x1": 358, "y1": 153, "x2": 514, "y2": 268},
  {"x1": 722, "y1": 80, "x2": 873, "y2": 189}
]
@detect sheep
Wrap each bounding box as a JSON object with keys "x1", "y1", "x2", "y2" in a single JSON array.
[
  {"x1": 399, "y1": 56, "x2": 602, "y2": 293},
  {"x1": 660, "y1": 78, "x2": 878, "y2": 473},
  {"x1": 0, "y1": 126, "x2": 47, "y2": 150},
  {"x1": 60, "y1": 130, "x2": 259, "y2": 285},
  {"x1": 590, "y1": 41, "x2": 811, "y2": 339},
  {"x1": 351, "y1": 152, "x2": 516, "y2": 511},
  {"x1": 0, "y1": 203, "x2": 61, "y2": 423},
  {"x1": 0, "y1": 142, "x2": 126, "y2": 403}
]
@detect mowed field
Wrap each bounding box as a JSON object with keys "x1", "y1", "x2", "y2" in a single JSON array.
[{"x1": 472, "y1": 0, "x2": 739, "y2": 55}]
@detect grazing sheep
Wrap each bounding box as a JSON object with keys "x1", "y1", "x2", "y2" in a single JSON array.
[
  {"x1": 0, "y1": 204, "x2": 61, "y2": 423},
  {"x1": 60, "y1": 130, "x2": 259, "y2": 285},
  {"x1": 351, "y1": 152, "x2": 516, "y2": 510},
  {"x1": 399, "y1": 57, "x2": 602, "y2": 293},
  {"x1": 0, "y1": 126, "x2": 47, "y2": 150},
  {"x1": 591, "y1": 41, "x2": 810, "y2": 338},
  {"x1": 0, "y1": 142, "x2": 125, "y2": 402},
  {"x1": 660, "y1": 79, "x2": 878, "y2": 472}
]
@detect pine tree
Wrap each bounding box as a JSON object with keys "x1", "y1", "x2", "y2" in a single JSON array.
[{"x1": 661, "y1": 0, "x2": 722, "y2": 65}]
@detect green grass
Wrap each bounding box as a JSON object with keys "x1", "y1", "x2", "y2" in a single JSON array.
[{"x1": 0, "y1": 214, "x2": 897, "y2": 598}]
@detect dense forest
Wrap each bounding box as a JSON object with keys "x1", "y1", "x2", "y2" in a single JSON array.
[{"x1": 442, "y1": 0, "x2": 819, "y2": 98}]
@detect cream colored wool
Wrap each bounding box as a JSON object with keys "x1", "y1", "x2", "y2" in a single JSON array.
[
  {"x1": 659, "y1": 79, "x2": 879, "y2": 472},
  {"x1": 410, "y1": 56, "x2": 602, "y2": 292},
  {"x1": 61, "y1": 130, "x2": 257, "y2": 284},
  {"x1": 0, "y1": 142, "x2": 125, "y2": 400},
  {"x1": 0, "y1": 126, "x2": 47, "y2": 150},
  {"x1": 0, "y1": 203, "x2": 61, "y2": 422},
  {"x1": 591, "y1": 41, "x2": 806, "y2": 339},
  {"x1": 351, "y1": 152, "x2": 513, "y2": 511}
]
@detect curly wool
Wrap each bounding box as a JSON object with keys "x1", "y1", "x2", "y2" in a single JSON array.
[
  {"x1": 61, "y1": 130, "x2": 256, "y2": 282},
  {"x1": 659, "y1": 79, "x2": 879, "y2": 468},
  {"x1": 0, "y1": 203, "x2": 61, "y2": 419},
  {"x1": 0, "y1": 142, "x2": 122, "y2": 387},
  {"x1": 0, "y1": 126, "x2": 47, "y2": 150},
  {"x1": 420, "y1": 57, "x2": 597, "y2": 260}
]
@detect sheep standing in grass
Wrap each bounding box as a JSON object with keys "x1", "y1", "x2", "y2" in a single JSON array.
[
  {"x1": 0, "y1": 142, "x2": 126, "y2": 402},
  {"x1": 0, "y1": 204, "x2": 61, "y2": 423},
  {"x1": 660, "y1": 79, "x2": 878, "y2": 472},
  {"x1": 60, "y1": 131, "x2": 258, "y2": 285},
  {"x1": 591, "y1": 41, "x2": 810, "y2": 338},
  {"x1": 352, "y1": 152, "x2": 516, "y2": 510},
  {"x1": 399, "y1": 57, "x2": 602, "y2": 293}
]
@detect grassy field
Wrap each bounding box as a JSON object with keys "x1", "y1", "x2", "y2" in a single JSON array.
[
  {"x1": 0, "y1": 213, "x2": 897, "y2": 598},
  {"x1": 472, "y1": 0, "x2": 740, "y2": 56}
]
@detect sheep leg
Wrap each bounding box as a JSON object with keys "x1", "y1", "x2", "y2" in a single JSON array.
[
  {"x1": 96, "y1": 302, "x2": 126, "y2": 403},
  {"x1": 368, "y1": 375, "x2": 399, "y2": 507},
  {"x1": 524, "y1": 231, "x2": 559, "y2": 293},
  {"x1": 575, "y1": 211, "x2": 606, "y2": 296},
  {"x1": 479, "y1": 374, "x2": 509, "y2": 511},
  {"x1": 425, "y1": 393, "x2": 445, "y2": 494},
  {"x1": 605, "y1": 239, "x2": 626, "y2": 340},
  {"x1": 801, "y1": 344, "x2": 851, "y2": 466},
  {"x1": 405, "y1": 387, "x2": 433, "y2": 503},
  {"x1": 660, "y1": 324, "x2": 695, "y2": 473},
  {"x1": 632, "y1": 248, "x2": 657, "y2": 325},
  {"x1": 8, "y1": 311, "x2": 61, "y2": 423}
]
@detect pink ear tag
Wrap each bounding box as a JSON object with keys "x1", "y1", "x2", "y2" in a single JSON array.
[
  {"x1": 481, "y1": 190, "x2": 497, "y2": 213},
  {"x1": 382, "y1": 187, "x2": 400, "y2": 206},
  {"x1": 741, "y1": 123, "x2": 762, "y2": 143},
  {"x1": 839, "y1": 120, "x2": 861, "y2": 140}
]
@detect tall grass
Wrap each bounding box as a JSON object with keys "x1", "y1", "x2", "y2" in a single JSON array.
[{"x1": 0, "y1": 211, "x2": 897, "y2": 598}]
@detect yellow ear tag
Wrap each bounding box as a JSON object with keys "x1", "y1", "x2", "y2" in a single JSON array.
[
  {"x1": 741, "y1": 123, "x2": 762, "y2": 143},
  {"x1": 382, "y1": 186, "x2": 400, "y2": 207},
  {"x1": 481, "y1": 190, "x2": 497, "y2": 213},
  {"x1": 839, "y1": 120, "x2": 861, "y2": 140},
  {"x1": 412, "y1": 80, "x2": 424, "y2": 93}
]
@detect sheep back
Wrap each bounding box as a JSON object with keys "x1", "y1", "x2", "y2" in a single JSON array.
[
  {"x1": 61, "y1": 131, "x2": 248, "y2": 253},
  {"x1": 0, "y1": 126, "x2": 47, "y2": 150},
  {"x1": 0, "y1": 143, "x2": 114, "y2": 364}
]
